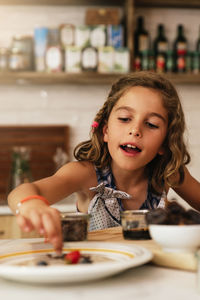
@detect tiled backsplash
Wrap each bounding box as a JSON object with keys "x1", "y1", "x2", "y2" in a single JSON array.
[{"x1": 0, "y1": 5, "x2": 199, "y2": 208}]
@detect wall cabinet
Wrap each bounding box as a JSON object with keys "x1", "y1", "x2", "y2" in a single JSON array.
[
  {"x1": 0, "y1": 215, "x2": 40, "y2": 239},
  {"x1": 0, "y1": 0, "x2": 200, "y2": 85}
]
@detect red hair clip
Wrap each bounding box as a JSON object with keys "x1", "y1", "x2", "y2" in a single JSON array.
[{"x1": 92, "y1": 121, "x2": 99, "y2": 129}]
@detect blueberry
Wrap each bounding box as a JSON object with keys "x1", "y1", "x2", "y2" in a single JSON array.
[{"x1": 37, "y1": 260, "x2": 48, "y2": 266}]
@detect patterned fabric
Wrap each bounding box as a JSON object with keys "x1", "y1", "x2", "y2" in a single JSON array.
[{"x1": 87, "y1": 166, "x2": 165, "y2": 231}]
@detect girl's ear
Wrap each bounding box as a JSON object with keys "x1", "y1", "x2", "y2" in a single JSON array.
[
  {"x1": 158, "y1": 146, "x2": 165, "y2": 155},
  {"x1": 103, "y1": 123, "x2": 108, "y2": 142}
]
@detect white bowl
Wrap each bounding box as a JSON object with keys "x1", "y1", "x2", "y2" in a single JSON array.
[{"x1": 149, "y1": 224, "x2": 200, "y2": 253}]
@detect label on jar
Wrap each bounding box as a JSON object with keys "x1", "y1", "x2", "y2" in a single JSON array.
[
  {"x1": 82, "y1": 47, "x2": 98, "y2": 70},
  {"x1": 75, "y1": 26, "x2": 90, "y2": 48},
  {"x1": 65, "y1": 46, "x2": 81, "y2": 73},
  {"x1": 45, "y1": 46, "x2": 63, "y2": 72},
  {"x1": 98, "y1": 46, "x2": 114, "y2": 73},
  {"x1": 90, "y1": 25, "x2": 106, "y2": 48},
  {"x1": 107, "y1": 25, "x2": 124, "y2": 48},
  {"x1": 114, "y1": 48, "x2": 130, "y2": 73},
  {"x1": 60, "y1": 24, "x2": 74, "y2": 47}
]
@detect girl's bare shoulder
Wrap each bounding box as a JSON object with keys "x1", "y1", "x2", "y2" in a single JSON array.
[{"x1": 56, "y1": 160, "x2": 97, "y2": 189}]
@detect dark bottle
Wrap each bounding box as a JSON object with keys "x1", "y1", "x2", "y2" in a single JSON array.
[
  {"x1": 148, "y1": 50, "x2": 155, "y2": 71},
  {"x1": 154, "y1": 24, "x2": 168, "y2": 73},
  {"x1": 192, "y1": 51, "x2": 200, "y2": 74},
  {"x1": 173, "y1": 24, "x2": 187, "y2": 72},
  {"x1": 166, "y1": 50, "x2": 174, "y2": 73},
  {"x1": 196, "y1": 26, "x2": 200, "y2": 53},
  {"x1": 141, "y1": 50, "x2": 149, "y2": 70},
  {"x1": 134, "y1": 16, "x2": 149, "y2": 56}
]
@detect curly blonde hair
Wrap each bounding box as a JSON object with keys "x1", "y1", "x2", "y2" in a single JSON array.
[{"x1": 74, "y1": 71, "x2": 190, "y2": 194}]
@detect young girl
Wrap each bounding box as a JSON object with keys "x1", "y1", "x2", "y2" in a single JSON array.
[{"x1": 8, "y1": 71, "x2": 200, "y2": 253}]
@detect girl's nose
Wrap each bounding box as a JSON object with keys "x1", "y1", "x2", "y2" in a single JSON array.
[{"x1": 129, "y1": 127, "x2": 142, "y2": 137}]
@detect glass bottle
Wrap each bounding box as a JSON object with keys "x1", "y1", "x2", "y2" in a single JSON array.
[
  {"x1": 8, "y1": 146, "x2": 33, "y2": 193},
  {"x1": 166, "y1": 50, "x2": 174, "y2": 73},
  {"x1": 196, "y1": 25, "x2": 200, "y2": 53},
  {"x1": 154, "y1": 24, "x2": 168, "y2": 73},
  {"x1": 173, "y1": 24, "x2": 187, "y2": 73},
  {"x1": 134, "y1": 16, "x2": 149, "y2": 56}
]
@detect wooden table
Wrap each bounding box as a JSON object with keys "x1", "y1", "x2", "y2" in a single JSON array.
[{"x1": 89, "y1": 226, "x2": 197, "y2": 272}]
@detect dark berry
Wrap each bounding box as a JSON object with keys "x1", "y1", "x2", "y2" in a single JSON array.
[{"x1": 37, "y1": 260, "x2": 48, "y2": 266}]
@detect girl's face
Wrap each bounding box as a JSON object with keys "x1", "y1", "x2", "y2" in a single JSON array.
[{"x1": 103, "y1": 86, "x2": 168, "y2": 172}]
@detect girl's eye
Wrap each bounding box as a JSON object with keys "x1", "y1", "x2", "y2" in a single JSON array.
[
  {"x1": 118, "y1": 117, "x2": 131, "y2": 122},
  {"x1": 146, "y1": 122, "x2": 159, "y2": 129}
]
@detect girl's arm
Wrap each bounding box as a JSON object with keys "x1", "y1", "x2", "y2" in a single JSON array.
[
  {"x1": 173, "y1": 166, "x2": 200, "y2": 211},
  {"x1": 8, "y1": 161, "x2": 95, "y2": 252}
]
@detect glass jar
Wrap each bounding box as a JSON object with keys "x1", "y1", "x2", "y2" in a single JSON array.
[
  {"x1": 9, "y1": 47, "x2": 29, "y2": 71},
  {"x1": 0, "y1": 47, "x2": 9, "y2": 71},
  {"x1": 11, "y1": 35, "x2": 34, "y2": 70},
  {"x1": 61, "y1": 212, "x2": 90, "y2": 241},
  {"x1": 121, "y1": 210, "x2": 150, "y2": 240}
]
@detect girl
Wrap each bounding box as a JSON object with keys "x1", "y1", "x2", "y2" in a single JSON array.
[{"x1": 8, "y1": 71, "x2": 200, "y2": 253}]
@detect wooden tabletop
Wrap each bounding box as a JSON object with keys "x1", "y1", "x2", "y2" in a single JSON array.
[{"x1": 88, "y1": 226, "x2": 197, "y2": 272}]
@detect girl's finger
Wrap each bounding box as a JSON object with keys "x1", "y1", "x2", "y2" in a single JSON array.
[
  {"x1": 28, "y1": 209, "x2": 45, "y2": 235},
  {"x1": 16, "y1": 214, "x2": 34, "y2": 232},
  {"x1": 42, "y1": 213, "x2": 63, "y2": 253}
]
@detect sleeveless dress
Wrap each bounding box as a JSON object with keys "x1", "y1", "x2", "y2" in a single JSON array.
[{"x1": 85, "y1": 166, "x2": 165, "y2": 231}]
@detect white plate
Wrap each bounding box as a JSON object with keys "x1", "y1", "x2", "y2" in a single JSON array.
[{"x1": 0, "y1": 241, "x2": 152, "y2": 284}]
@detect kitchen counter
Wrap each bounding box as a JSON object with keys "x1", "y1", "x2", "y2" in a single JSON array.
[
  {"x1": 0, "y1": 228, "x2": 199, "y2": 300},
  {"x1": 0, "y1": 194, "x2": 76, "y2": 215}
]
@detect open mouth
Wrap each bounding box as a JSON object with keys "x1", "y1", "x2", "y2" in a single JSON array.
[{"x1": 120, "y1": 144, "x2": 142, "y2": 154}]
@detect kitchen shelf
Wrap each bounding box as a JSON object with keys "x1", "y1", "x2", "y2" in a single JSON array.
[
  {"x1": 0, "y1": 72, "x2": 125, "y2": 85},
  {"x1": 0, "y1": 0, "x2": 124, "y2": 6},
  {"x1": 0, "y1": 72, "x2": 199, "y2": 85},
  {"x1": 1, "y1": 0, "x2": 199, "y2": 7},
  {"x1": 0, "y1": 0, "x2": 199, "y2": 85},
  {"x1": 135, "y1": 0, "x2": 200, "y2": 8}
]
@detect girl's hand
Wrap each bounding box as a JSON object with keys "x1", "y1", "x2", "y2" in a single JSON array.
[{"x1": 16, "y1": 200, "x2": 63, "y2": 253}]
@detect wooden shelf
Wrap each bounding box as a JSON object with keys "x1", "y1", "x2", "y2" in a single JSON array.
[
  {"x1": 135, "y1": 0, "x2": 200, "y2": 8},
  {"x1": 0, "y1": 72, "x2": 199, "y2": 85},
  {"x1": 0, "y1": 72, "x2": 126, "y2": 85},
  {"x1": 0, "y1": 0, "x2": 199, "y2": 8},
  {"x1": 0, "y1": 0, "x2": 124, "y2": 6},
  {"x1": 0, "y1": 0, "x2": 199, "y2": 85}
]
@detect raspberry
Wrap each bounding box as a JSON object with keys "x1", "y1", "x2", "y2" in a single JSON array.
[{"x1": 65, "y1": 250, "x2": 81, "y2": 264}]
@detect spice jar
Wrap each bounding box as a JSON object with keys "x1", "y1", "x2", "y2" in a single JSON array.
[
  {"x1": 45, "y1": 28, "x2": 63, "y2": 72},
  {"x1": 0, "y1": 47, "x2": 9, "y2": 71},
  {"x1": 11, "y1": 35, "x2": 34, "y2": 70},
  {"x1": 61, "y1": 212, "x2": 90, "y2": 241},
  {"x1": 121, "y1": 210, "x2": 151, "y2": 240},
  {"x1": 9, "y1": 47, "x2": 28, "y2": 71}
]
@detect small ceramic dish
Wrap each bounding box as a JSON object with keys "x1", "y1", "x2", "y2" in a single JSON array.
[{"x1": 149, "y1": 224, "x2": 200, "y2": 253}]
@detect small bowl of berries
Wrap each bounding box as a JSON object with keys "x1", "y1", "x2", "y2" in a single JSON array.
[{"x1": 146, "y1": 201, "x2": 200, "y2": 253}]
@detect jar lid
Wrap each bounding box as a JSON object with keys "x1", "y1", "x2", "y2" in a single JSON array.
[
  {"x1": 61, "y1": 212, "x2": 90, "y2": 220},
  {"x1": 10, "y1": 47, "x2": 23, "y2": 54},
  {"x1": 121, "y1": 210, "x2": 149, "y2": 216},
  {"x1": 13, "y1": 34, "x2": 33, "y2": 41}
]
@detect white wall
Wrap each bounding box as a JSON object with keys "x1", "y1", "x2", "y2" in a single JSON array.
[{"x1": 0, "y1": 5, "x2": 199, "y2": 208}]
